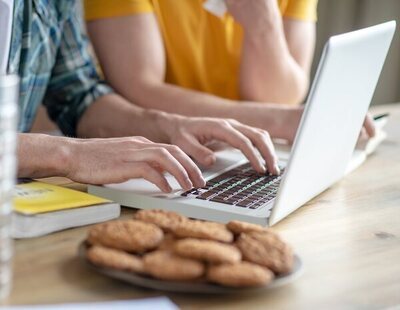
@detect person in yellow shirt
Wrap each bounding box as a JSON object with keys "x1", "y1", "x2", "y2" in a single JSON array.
[{"x1": 84, "y1": 0, "x2": 375, "y2": 142}]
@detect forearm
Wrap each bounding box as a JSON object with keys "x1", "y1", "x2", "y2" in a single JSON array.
[
  {"x1": 114, "y1": 81, "x2": 298, "y2": 141},
  {"x1": 17, "y1": 133, "x2": 72, "y2": 179},
  {"x1": 241, "y1": 26, "x2": 308, "y2": 104},
  {"x1": 116, "y1": 77, "x2": 239, "y2": 118},
  {"x1": 238, "y1": 4, "x2": 308, "y2": 104},
  {"x1": 76, "y1": 93, "x2": 170, "y2": 143}
]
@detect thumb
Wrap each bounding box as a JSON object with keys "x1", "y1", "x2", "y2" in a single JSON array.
[{"x1": 177, "y1": 133, "x2": 216, "y2": 167}]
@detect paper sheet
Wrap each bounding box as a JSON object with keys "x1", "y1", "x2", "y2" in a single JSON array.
[{"x1": 2, "y1": 297, "x2": 178, "y2": 310}]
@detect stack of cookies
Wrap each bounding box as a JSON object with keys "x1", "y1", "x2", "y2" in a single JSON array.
[{"x1": 86, "y1": 209, "x2": 294, "y2": 288}]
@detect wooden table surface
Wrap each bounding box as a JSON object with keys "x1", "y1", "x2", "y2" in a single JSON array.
[{"x1": 4, "y1": 104, "x2": 400, "y2": 309}]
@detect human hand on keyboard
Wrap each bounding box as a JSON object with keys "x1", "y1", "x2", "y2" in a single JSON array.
[{"x1": 162, "y1": 116, "x2": 280, "y2": 175}]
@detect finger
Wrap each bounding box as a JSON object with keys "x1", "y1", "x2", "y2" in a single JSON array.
[
  {"x1": 175, "y1": 133, "x2": 216, "y2": 167},
  {"x1": 131, "y1": 162, "x2": 172, "y2": 193},
  {"x1": 208, "y1": 121, "x2": 266, "y2": 173},
  {"x1": 130, "y1": 148, "x2": 193, "y2": 191},
  {"x1": 161, "y1": 143, "x2": 206, "y2": 188},
  {"x1": 132, "y1": 136, "x2": 153, "y2": 143},
  {"x1": 233, "y1": 125, "x2": 279, "y2": 175},
  {"x1": 363, "y1": 114, "x2": 376, "y2": 138},
  {"x1": 359, "y1": 127, "x2": 368, "y2": 141}
]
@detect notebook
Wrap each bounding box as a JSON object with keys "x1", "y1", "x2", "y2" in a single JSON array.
[{"x1": 12, "y1": 180, "x2": 120, "y2": 238}]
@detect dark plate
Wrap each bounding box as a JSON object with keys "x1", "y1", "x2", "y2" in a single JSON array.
[{"x1": 78, "y1": 242, "x2": 303, "y2": 294}]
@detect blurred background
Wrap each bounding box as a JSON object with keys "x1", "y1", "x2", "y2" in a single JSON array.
[
  {"x1": 313, "y1": 0, "x2": 400, "y2": 105},
  {"x1": 32, "y1": 0, "x2": 400, "y2": 132}
]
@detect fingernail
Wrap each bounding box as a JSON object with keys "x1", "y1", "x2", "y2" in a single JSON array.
[
  {"x1": 205, "y1": 155, "x2": 216, "y2": 166},
  {"x1": 185, "y1": 179, "x2": 193, "y2": 190},
  {"x1": 275, "y1": 164, "x2": 281, "y2": 175},
  {"x1": 199, "y1": 176, "x2": 206, "y2": 187}
]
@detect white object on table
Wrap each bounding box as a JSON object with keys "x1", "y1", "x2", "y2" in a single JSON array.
[
  {"x1": 1, "y1": 297, "x2": 179, "y2": 310},
  {"x1": 0, "y1": 0, "x2": 14, "y2": 74},
  {"x1": 0, "y1": 75, "x2": 19, "y2": 301}
]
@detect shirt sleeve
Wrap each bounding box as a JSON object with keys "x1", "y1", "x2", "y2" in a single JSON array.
[
  {"x1": 43, "y1": 7, "x2": 113, "y2": 137},
  {"x1": 84, "y1": 0, "x2": 154, "y2": 21},
  {"x1": 283, "y1": 0, "x2": 318, "y2": 22}
]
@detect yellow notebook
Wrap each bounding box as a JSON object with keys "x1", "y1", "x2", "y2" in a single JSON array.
[
  {"x1": 14, "y1": 181, "x2": 111, "y2": 215},
  {"x1": 12, "y1": 180, "x2": 120, "y2": 238}
]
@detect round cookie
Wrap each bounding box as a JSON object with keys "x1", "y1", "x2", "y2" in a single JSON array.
[
  {"x1": 143, "y1": 250, "x2": 205, "y2": 281},
  {"x1": 87, "y1": 220, "x2": 163, "y2": 253},
  {"x1": 172, "y1": 220, "x2": 233, "y2": 243},
  {"x1": 134, "y1": 209, "x2": 188, "y2": 232},
  {"x1": 207, "y1": 262, "x2": 274, "y2": 287},
  {"x1": 87, "y1": 245, "x2": 145, "y2": 274},
  {"x1": 158, "y1": 233, "x2": 177, "y2": 251},
  {"x1": 173, "y1": 238, "x2": 241, "y2": 264},
  {"x1": 236, "y1": 231, "x2": 294, "y2": 274},
  {"x1": 226, "y1": 220, "x2": 266, "y2": 235}
]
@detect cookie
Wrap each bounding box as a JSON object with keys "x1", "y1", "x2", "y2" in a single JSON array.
[
  {"x1": 207, "y1": 262, "x2": 274, "y2": 287},
  {"x1": 158, "y1": 233, "x2": 177, "y2": 251},
  {"x1": 134, "y1": 209, "x2": 188, "y2": 232},
  {"x1": 172, "y1": 220, "x2": 233, "y2": 243},
  {"x1": 87, "y1": 220, "x2": 163, "y2": 253},
  {"x1": 227, "y1": 220, "x2": 266, "y2": 235},
  {"x1": 143, "y1": 250, "x2": 205, "y2": 281},
  {"x1": 87, "y1": 245, "x2": 145, "y2": 274},
  {"x1": 236, "y1": 231, "x2": 294, "y2": 274},
  {"x1": 174, "y1": 238, "x2": 241, "y2": 264}
]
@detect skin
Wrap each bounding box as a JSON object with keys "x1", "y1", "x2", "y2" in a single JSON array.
[
  {"x1": 18, "y1": 94, "x2": 280, "y2": 193},
  {"x1": 226, "y1": 0, "x2": 316, "y2": 103},
  {"x1": 86, "y1": 0, "x2": 375, "y2": 141},
  {"x1": 85, "y1": 5, "x2": 314, "y2": 142},
  {"x1": 16, "y1": 1, "x2": 376, "y2": 195}
]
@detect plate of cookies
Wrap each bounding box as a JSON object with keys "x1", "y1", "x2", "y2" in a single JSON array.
[{"x1": 79, "y1": 209, "x2": 302, "y2": 293}]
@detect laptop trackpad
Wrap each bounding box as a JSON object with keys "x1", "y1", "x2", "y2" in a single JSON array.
[{"x1": 199, "y1": 148, "x2": 246, "y2": 179}]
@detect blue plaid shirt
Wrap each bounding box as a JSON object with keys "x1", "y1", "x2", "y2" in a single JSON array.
[{"x1": 8, "y1": 0, "x2": 113, "y2": 136}]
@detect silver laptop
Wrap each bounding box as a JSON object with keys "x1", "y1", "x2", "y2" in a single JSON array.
[{"x1": 89, "y1": 21, "x2": 396, "y2": 226}]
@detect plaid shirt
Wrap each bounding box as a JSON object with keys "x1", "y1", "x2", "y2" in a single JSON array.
[{"x1": 8, "y1": 0, "x2": 113, "y2": 136}]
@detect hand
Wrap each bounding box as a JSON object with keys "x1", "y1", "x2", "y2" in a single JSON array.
[
  {"x1": 225, "y1": 0, "x2": 280, "y2": 31},
  {"x1": 66, "y1": 136, "x2": 206, "y2": 192},
  {"x1": 160, "y1": 115, "x2": 280, "y2": 175},
  {"x1": 360, "y1": 113, "x2": 376, "y2": 140},
  {"x1": 229, "y1": 103, "x2": 304, "y2": 144}
]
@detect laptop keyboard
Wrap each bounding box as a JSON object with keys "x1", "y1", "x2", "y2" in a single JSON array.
[{"x1": 182, "y1": 163, "x2": 284, "y2": 209}]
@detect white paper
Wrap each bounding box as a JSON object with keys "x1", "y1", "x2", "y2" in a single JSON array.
[
  {"x1": 0, "y1": 0, "x2": 14, "y2": 74},
  {"x1": 2, "y1": 297, "x2": 179, "y2": 310},
  {"x1": 203, "y1": 0, "x2": 227, "y2": 17}
]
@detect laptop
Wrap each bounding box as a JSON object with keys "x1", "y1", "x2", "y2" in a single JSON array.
[{"x1": 89, "y1": 21, "x2": 396, "y2": 226}]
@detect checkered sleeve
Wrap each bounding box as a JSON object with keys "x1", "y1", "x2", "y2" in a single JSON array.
[{"x1": 43, "y1": 4, "x2": 113, "y2": 137}]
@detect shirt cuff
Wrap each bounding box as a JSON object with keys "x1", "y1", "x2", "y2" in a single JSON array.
[{"x1": 57, "y1": 82, "x2": 114, "y2": 137}]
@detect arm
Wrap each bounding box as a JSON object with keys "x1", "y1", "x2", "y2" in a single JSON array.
[
  {"x1": 86, "y1": 14, "x2": 301, "y2": 141},
  {"x1": 20, "y1": 4, "x2": 279, "y2": 191},
  {"x1": 226, "y1": 0, "x2": 316, "y2": 104}
]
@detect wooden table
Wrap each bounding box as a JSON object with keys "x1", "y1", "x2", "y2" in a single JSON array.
[{"x1": 4, "y1": 104, "x2": 400, "y2": 309}]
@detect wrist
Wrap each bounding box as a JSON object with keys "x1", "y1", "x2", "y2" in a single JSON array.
[
  {"x1": 238, "y1": 4, "x2": 281, "y2": 35},
  {"x1": 145, "y1": 109, "x2": 180, "y2": 143},
  {"x1": 278, "y1": 107, "x2": 303, "y2": 142},
  {"x1": 243, "y1": 16, "x2": 282, "y2": 45},
  {"x1": 54, "y1": 137, "x2": 76, "y2": 178},
  {"x1": 17, "y1": 134, "x2": 74, "y2": 179}
]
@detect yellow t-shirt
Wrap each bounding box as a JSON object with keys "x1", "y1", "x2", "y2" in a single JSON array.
[{"x1": 85, "y1": 0, "x2": 318, "y2": 100}]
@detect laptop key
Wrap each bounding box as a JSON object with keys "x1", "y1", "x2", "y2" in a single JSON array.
[{"x1": 210, "y1": 197, "x2": 234, "y2": 205}]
